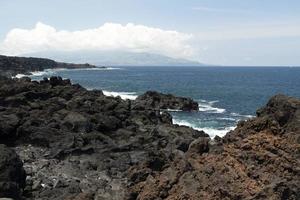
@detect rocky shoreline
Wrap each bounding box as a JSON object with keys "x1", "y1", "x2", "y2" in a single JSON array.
[
  {"x1": 0, "y1": 55, "x2": 101, "y2": 77},
  {"x1": 0, "y1": 62, "x2": 299, "y2": 199},
  {"x1": 0, "y1": 76, "x2": 207, "y2": 199},
  {"x1": 128, "y1": 94, "x2": 300, "y2": 199}
]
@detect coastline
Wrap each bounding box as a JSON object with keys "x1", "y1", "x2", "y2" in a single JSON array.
[
  {"x1": 14, "y1": 66, "x2": 253, "y2": 138},
  {"x1": 0, "y1": 75, "x2": 298, "y2": 199},
  {"x1": 12, "y1": 67, "x2": 116, "y2": 79},
  {"x1": 0, "y1": 54, "x2": 101, "y2": 77},
  {"x1": 0, "y1": 55, "x2": 299, "y2": 199}
]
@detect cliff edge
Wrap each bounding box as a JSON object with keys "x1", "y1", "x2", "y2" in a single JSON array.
[{"x1": 0, "y1": 55, "x2": 99, "y2": 77}]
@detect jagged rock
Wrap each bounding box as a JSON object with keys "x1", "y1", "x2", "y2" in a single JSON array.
[
  {"x1": 256, "y1": 94, "x2": 300, "y2": 132},
  {"x1": 0, "y1": 76, "x2": 208, "y2": 199},
  {"x1": 63, "y1": 112, "x2": 90, "y2": 132},
  {"x1": 188, "y1": 137, "x2": 210, "y2": 154},
  {"x1": 133, "y1": 91, "x2": 199, "y2": 111},
  {"x1": 0, "y1": 144, "x2": 26, "y2": 199},
  {"x1": 49, "y1": 76, "x2": 71, "y2": 86},
  {"x1": 0, "y1": 71, "x2": 299, "y2": 200},
  {"x1": 250, "y1": 181, "x2": 300, "y2": 200},
  {"x1": 127, "y1": 95, "x2": 300, "y2": 200},
  {"x1": 0, "y1": 113, "x2": 20, "y2": 143}
]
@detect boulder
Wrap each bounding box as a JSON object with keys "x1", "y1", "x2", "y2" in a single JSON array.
[
  {"x1": 188, "y1": 137, "x2": 210, "y2": 154},
  {"x1": 257, "y1": 94, "x2": 300, "y2": 131},
  {"x1": 133, "y1": 91, "x2": 198, "y2": 111},
  {"x1": 0, "y1": 113, "x2": 20, "y2": 143},
  {"x1": 49, "y1": 76, "x2": 71, "y2": 87},
  {"x1": 63, "y1": 112, "x2": 91, "y2": 132},
  {"x1": 0, "y1": 144, "x2": 26, "y2": 199}
]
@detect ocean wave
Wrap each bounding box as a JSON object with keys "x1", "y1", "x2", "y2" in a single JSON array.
[
  {"x1": 14, "y1": 67, "x2": 121, "y2": 79},
  {"x1": 200, "y1": 126, "x2": 236, "y2": 138},
  {"x1": 32, "y1": 70, "x2": 55, "y2": 76},
  {"x1": 172, "y1": 119, "x2": 235, "y2": 138},
  {"x1": 14, "y1": 74, "x2": 27, "y2": 78},
  {"x1": 208, "y1": 100, "x2": 219, "y2": 104},
  {"x1": 198, "y1": 100, "x2": 226, "y2": 113},
  {"x1": 102, "y1": 90, "x2": 138, "y2": 100},
  {"x1": 230, "y1": 112, "x2": 255, "y2": 118},
  {"x1": 216, "y1": 117, "x2": 237, "y2": 121},
  {"x1": 14, "y1": 69, "x2": 61, "y2": 79},
  {"x1": 14, "y1": 70, "x2": 54, "y2": 78},
  {"x1": 105, "y1": 67, "x2": 122, "y2": 70},
  {"x1": 59, "y1": 67, "x2": 121, "y2": 71},
  {"x1": 161, "y1": 109, "x2": 182, "y2": 112}
]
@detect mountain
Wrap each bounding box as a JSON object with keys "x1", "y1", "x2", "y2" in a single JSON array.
[{"x1": 22, "y1": 50, "x2": 204, "y2": 66}]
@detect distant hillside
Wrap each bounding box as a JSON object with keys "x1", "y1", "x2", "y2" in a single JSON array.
[
  {"x1": 22, "y1": 51, "x2": 204, "y2": 66},
  {"x1": 0, "y1": 55, "x2": 97, "y2": 77}
]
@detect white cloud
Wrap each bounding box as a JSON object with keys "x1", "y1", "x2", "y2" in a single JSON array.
[{"x1": 0, "y1": 22, "x2": 194, "y2": 59}]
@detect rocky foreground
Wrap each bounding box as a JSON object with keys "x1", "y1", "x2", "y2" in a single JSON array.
[
  {"x1": 129, "y1": 95, "x2": 300, "y2": 199},
  {"x1": 0, "y1": 76, "x2": 299, "y2": 200},
  {"x1": 0, "y1": 55, "x2": 100, "y2": 77}
]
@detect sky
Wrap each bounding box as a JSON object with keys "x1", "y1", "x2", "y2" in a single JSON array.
[{"x1": 0, "y1": 0, "x2": 300, "y2": 66}]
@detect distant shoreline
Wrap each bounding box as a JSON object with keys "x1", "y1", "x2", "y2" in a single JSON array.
[
  {"x1": 111, "y1": 65, "x2": 300, "y2": 68},
  {"x1": 0, "y1": 54, "x2": 102, "y2": 77}
]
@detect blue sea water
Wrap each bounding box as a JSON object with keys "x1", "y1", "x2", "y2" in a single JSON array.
[{"x1": 28, "y1": 66, "x2": 300, "y2": 138}]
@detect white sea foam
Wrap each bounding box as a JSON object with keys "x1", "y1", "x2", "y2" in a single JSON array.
[
  {"x1": 231, "y1": 112, "x2": 255, "y2": 118},
  {"x1": 200, "y1": 126, "x2": 236, "y2": 138},
  {"x1": 31, "y1": 71, "x2": 53, "y2": 76},
  {"x1": 13, "y1": 67, "x2": 121, "y2": 79},
  {"x1": 14, "y1": 68, "x2": 59, "y2": 79},
  {"x1": 208, "y1": 100, "x2": 219, "y2": 104},
  {"x1": 172, "y1": 119, "x2": 236, "y2": 138},
  {"x1": 14, "y1": 70, "x2": 52, "y2": 78},
  {"x1": 216, "y1": 117, "x2": 237, "y2": 121},
  {"x1": 14, "y1": 74, "x2": 26, "y2": 78},
  {"x1": 198, "y1": 100, "x2": 226, "y2": 113},
  {"x1": 102, "y1": 90, "x2": 138, "y2": 100},
  {"x1": 161, "y1": 109, "x2": 182, "y2": 112},
  {"x1": 105, "y1": 67, "x2": 122, "y2": 70},
  {"x1": 60, "y1": 67, "x2": 121, "y2": 71}
]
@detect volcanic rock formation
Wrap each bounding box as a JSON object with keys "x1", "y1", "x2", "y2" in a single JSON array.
[
  {"x1": 127, "y1": 94, "x2": 300, "y2": 200},
  {"x1": 0, "y1": 144, "x2": 26, "y2": 199},
  {"x1": 0, "y1": 55, "x2": 299, "y2": 200},
  {"x1": 133, "y1": 91, "x2": 199, "y2": 111},
  {"x1": 0, "y1": 76, "x2": 207, "y2": 199}
]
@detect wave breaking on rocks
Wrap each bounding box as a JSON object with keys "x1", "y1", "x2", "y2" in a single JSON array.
[
  {"x1": 0, "y1": 76, "x2": 208, "y2": 199},
  {"x1": 0, "y1": 60, "x2": 298, "y2": 199},
  {"x1": 0, "y1": 77, "x2": 300, "y2": 199}
]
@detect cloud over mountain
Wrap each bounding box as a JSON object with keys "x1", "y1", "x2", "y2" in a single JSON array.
[{"x1": 0, "y1": 22, "x2": 194, "y2": 59}]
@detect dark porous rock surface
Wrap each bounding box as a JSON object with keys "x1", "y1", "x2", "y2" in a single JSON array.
[
  {"x1": 0, "y1": 76, "x2": 208, "y2": 199},
  {"x1": 0, "y1": 70, "x2": 299, "y2": 200},
  {"x1": 127, "y1": 94, "x2": 300, "y2": 200},
  {"x1": 133, "y1": 91, "x2": 199, "y2": 111},
  {"x1": 0, "y1": 144, "x2": 26, "y2": 199},
  {"x1": 0, "y1": 55, "x2": 99, "y2": 77}
]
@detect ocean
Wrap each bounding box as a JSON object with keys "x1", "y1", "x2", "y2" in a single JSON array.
[{"x1": 26, "y1": 66, "x2": 300, "y2": 138}]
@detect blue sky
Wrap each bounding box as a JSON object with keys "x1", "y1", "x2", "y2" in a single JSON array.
[{"x1": 0, "y1": 0, "x2": 300, "y2": 66}]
